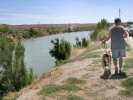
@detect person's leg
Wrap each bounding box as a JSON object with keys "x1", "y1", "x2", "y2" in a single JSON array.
[
  {"x1": 119, "y1": 49, "x2": 126, "y2": 73},
  {"x1": 112, "y1": 49, "x2": 119, "y2": 74},
  {"x1": 119, "y1": 57, "x2": 123, "y2": 73},
  {"x1": 113, "y1": 58, "x2": 118, "y2": 74}
]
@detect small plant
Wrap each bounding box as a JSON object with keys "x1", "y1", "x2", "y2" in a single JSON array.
[
  {"x1": 75, "y1": 37, "x2": 82, "y2": 48},
  {"x1": 82, "y1": 38, "x2": 88, "y2": 47},
  {"x1": 55, "y1": 60, "x2": 65, "y2": 66},
  {"x1": 74, "y1": 37, "x2": 89, "y2": 48}
]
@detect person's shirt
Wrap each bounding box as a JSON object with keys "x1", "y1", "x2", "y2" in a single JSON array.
[{"x1": 109, "y1": 25, "x2": 126, "y2": 50}]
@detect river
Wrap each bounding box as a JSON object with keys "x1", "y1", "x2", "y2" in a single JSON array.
[{"x1": 23, "y1": 31, "x2": 91, "y2": 76}]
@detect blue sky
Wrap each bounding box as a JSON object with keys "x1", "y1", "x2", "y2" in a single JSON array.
[{"x1": 0, "y1": 0, "x2": 133, "y2": 25}]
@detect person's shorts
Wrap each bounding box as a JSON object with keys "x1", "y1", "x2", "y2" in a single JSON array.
[{"x1": 111, "y1": 49, "x2": 126, "y2": 59}]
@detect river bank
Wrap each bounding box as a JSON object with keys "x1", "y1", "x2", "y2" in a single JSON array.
[{"x1": 3, "y1": 39, "x2": 133, "y2": 100}]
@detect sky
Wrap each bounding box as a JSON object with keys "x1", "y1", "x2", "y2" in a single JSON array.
[{"x1": 0, "y1": 0, "x2": 133, "y2": 25}]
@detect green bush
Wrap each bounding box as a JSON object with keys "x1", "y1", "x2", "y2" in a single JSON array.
[
  {"x1": 90, "y1": 19, "x2": 109, "y2": 41},
  {"x1": 0, "y1": 35, "x2": 33, "y2": 97},
  {"x1": 49, "y1": 38, "x2": 71, "y2": 64},
  {"x1": 25, "y1": 28, "x2": 41, "y2": 38}
]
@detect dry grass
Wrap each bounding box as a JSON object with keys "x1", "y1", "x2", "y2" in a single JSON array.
[{"x1": 2, "y1": 92, "x2": 18, "y2": 100}]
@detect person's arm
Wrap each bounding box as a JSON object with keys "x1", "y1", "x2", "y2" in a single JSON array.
[{"x1": 101, "y1": 31, "x2": 111, "y2": 44}]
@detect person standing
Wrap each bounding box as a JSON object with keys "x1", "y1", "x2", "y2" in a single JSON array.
[{"x1": 105, "y1": 18, "x2": 128, "y2": 75}]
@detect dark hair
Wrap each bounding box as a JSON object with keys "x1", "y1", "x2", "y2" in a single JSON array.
[{"x1": 114, "y1": 18, "x2": 121, "y2": 24}]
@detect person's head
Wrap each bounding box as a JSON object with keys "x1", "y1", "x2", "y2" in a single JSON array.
[{"x1": 114, "y1": 18, "x2": 121, "y2": 26}]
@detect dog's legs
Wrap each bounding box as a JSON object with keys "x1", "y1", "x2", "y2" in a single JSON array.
[{"x1": 109, "y1": 56, "x2": 112, "y2": 70}]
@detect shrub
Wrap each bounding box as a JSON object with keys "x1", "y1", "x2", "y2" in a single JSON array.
[
  {"x1": 0, "y1": 35, "x2": 33, "y2": 97},
  {"x1": 22, "y1": 28, "x2": 41, "y2": 38},
  {"x1": 74, "y1": 37, "x2": 89, "y2": 48},
  {"x1": 90, "y1": 19, "x2": 109, "y2": 41},
  {"x1": 82, "y1": 38, "x2": 88, "y2": 47},
  {"x1": 49, "y1": 38, "x2": 71, "y2": 64},
  {"x1": 75, "y1": 37, "x2": 82, "y2": 48}
]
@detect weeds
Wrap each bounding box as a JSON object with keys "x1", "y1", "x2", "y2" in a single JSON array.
[
  {"x1": 121, "y1": 78, "x2": 133, "y2": 96},
  {"x1": 64, "y1": 77, "x2": 86, "y2": 85}
]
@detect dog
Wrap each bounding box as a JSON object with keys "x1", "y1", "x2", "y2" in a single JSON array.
[
  {"x1": 100, "y1": 50, "x2": 112, "y2": 79},
  {"x1": 102, "y1": 51, "x2": 112, "y2": 70}
]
